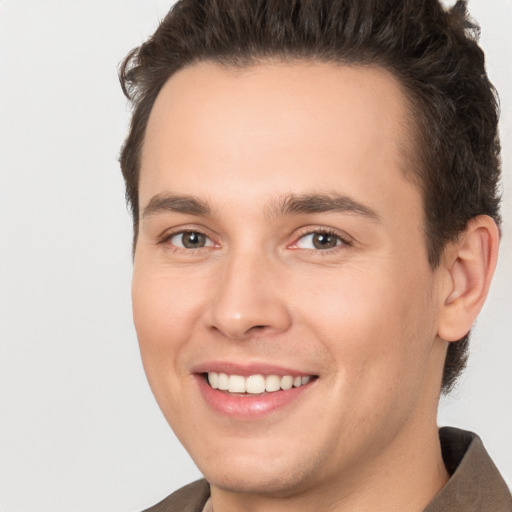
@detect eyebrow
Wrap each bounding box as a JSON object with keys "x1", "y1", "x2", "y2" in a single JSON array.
[
  {"x1": 141, "y1": 192, "x2": 380, "y2": 222},
  {"x1": 142, "y1": 194, "x2": 211, "y2": 218},
  {"x1": 268, "y1": 193, "x2": 380, "y2": 221}
]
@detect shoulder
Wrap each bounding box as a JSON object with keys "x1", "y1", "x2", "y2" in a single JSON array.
[
  {"x1": 425, "y1": 427, "x2": 512, "y2": 512},
  {"x1": 142, "y1": 479, "x2": 210, "y2": 512}
]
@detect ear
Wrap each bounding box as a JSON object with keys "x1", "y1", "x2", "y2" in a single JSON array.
[{"x1": 437, "y1": 215, "x2": 500, "y2": 342}]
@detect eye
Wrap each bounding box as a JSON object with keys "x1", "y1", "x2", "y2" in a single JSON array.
[
  {"x1": 168, "y1": 231, "x2": 214, "y2": 249},
  {"x1": 295, "y1": 231, "x2": 345, "y2": 250}
]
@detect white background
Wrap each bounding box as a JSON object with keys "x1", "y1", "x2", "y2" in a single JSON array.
[{"x1": 0, "y1": 1, "x2": 510, "y2": 511}]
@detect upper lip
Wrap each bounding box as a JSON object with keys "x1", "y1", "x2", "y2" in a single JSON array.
[{"x1": 191, "y1": 361, "x2": 318, "y2": 377}]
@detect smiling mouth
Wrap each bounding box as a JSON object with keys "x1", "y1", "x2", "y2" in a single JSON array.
[{"x1": 205, "y1": 372, "x2": 317, "y2": 394}]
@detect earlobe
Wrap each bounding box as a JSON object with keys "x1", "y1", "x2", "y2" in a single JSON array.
[{"x1": 437, "y1": 215, "x2": 500, "y2": 342}]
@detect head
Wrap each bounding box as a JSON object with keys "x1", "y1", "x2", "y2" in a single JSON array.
[
  {"x1": 119, "y1": 0, "x2": 501, "y2": 503},
  {"x1": 120, "y1": 0, "x2": 501, "y2": 394}
]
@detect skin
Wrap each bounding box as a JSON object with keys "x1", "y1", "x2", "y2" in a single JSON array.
[{"x1": 132, "y1": 61, "x2": 499, "y2": 512}]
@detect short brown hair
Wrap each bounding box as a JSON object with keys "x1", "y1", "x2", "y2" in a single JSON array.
[{"x1": 119, "y1": 0, "x2": 501, "y2": 393}]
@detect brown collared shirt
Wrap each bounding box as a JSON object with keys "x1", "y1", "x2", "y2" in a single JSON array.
[
  {"x1": 424, "y1": 427, "x2": 512, "y2": 511},
  {"x1": 143, "y1": 427, "x2": 512, "y2": 512}
]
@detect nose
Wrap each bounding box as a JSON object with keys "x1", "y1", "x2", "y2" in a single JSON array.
[{"x1": 203, "y1": 250, "x2": 292, "y2": 340}]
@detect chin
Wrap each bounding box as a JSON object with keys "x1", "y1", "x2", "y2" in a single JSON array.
[
  {"x1": 203, "y1": 462, "x2": 315, "y2": 498},
  {"x1": 189, "y1": 438, "x2": 327, "y2": 499}
]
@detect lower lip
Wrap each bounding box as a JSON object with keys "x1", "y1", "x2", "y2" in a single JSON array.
[{"x1": 195, "y1": 375, "x2": 314, "y2": 419}]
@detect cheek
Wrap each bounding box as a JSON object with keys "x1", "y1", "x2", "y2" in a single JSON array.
[
  {"x1": 131, "y1": 266, "x2": 211, "y2": 432},
  {"x1": 131, "y1": 267, "x2": 203, "y2": 376},
  {"x1": 292, "y1": 260, "x2": 436, "y2": 384}
]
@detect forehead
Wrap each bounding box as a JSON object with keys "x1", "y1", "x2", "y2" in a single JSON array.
[{"x1": 140, "y1": 60, "x2": 420, "y2": 217}]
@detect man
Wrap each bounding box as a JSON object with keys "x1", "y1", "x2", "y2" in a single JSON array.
[{"x1": 118, "y1": 0, "x2": 511, "y2": 510}]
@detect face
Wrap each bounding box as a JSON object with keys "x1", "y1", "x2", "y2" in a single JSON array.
[{"x1": 133, "y1": 61, "x2": 447, "y2": 497}]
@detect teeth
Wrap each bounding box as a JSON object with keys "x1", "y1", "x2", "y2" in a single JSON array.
[
  {"x1": 280, "y1": 375, "x2": 293, "y2": 390},
  {"x1": 207, "y1": 372, "x2": 313, "y2": 394},
  {"x1": 228, "y1": 374, "x2": 246, "y2": 393},
  {"x1": 217, "y1": 372, "x2": 229, "y2": 391},
  {"x1": 208, "y1": 372, "x2": 219, "y2": 389},
  {"x1": 246, "y1": 375, "x2": 266, "y2": 394},
  {"x1": 265, "y1": 375, "x2": 281, "y2": 392}
]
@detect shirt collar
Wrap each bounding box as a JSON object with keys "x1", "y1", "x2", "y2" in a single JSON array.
[{"x1": 424, "y1": 427, "x2": 512, "y2": 511}]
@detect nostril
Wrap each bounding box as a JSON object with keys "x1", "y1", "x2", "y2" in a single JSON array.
[{"x1": 248, "y1": 325, "x2": 269, "y2": 334}]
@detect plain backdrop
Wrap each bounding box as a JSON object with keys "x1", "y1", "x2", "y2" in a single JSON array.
[{"x1": 0, "y1": 1, "x2": 510, "y2": 511}]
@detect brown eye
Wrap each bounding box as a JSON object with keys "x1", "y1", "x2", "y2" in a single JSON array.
[
  {"x1": 311, "y1": 233, "x2": 339, "y2": 249},
  {"x1": 169, "y1": 231, "x2": 212, "y2": 249},
  {"x1": 296, "y1": 232, "x2": 344, "y2": 250}
]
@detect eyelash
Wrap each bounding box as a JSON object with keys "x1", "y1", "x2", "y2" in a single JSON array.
[
  {"x1": 158, "y1": 227, "x2": 352, "y2": 254},
  {"x1": 292, "y1": 228, "x2": 352, "y2": 254},
  {"x1": 158, "y1": 229, "x2": 217, "y2": 251}
]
